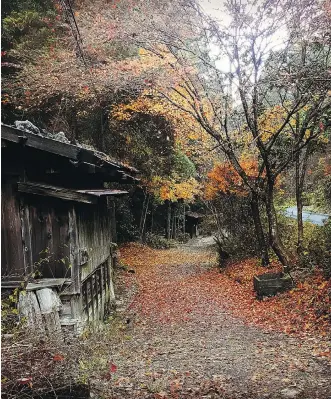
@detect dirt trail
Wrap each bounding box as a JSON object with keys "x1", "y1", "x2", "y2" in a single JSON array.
[{"x1": 100, "y1": 240, "x2": 331, "y2": 399}]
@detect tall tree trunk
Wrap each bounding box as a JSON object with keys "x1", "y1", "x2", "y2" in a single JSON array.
[
  {"x1": 295, "y1": 144, "x2": 311, "y2": 257},
  {"x1": 250, "y1": 191, "x2": 270, "y2": 266},
  {"x1": 295, "y1": 153, "x2": 304, "y2": 256},
  {"x1": 171, "y1": 202, "x2": 176, "y2": 239},
  {"x1": 165, "y1": 200, "x2": 171, "y2": 239},
  {"x1": 139, "y1": 191, "x2": 148, "y2": 241},
  {"x1": 141, "y1": 195, "x2": 150, "y2": 241},
  {"x1": 293, "y1": 45, "x2": 309, "y2": 257},
  {"x1": 265, "y1": 184, "x2": 291, "y2": 269}
]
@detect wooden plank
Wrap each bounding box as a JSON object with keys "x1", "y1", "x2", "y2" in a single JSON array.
[
  {"x1": 26, "y1": 278, "x2": 72, "y2": 291},
  {"x1": 68, "y1": 206, "x2": 81, "y2": 294},
  {"x1": 89, "y1": 278, "x2": 95, "y2": 321},
  {"x1": 108, "y1": 199, "x2": 117, "y2": 244},
  {"x1": 47, "y1": 204, "x2": 71, "y2": 279},
  {"x1": 20, "y1": 201, "x2": 33, "y2": 274},
  {"x1": 100, "y1": 264, "x2": 105, "y2": 319},
  {"x1": 79, "y1": 162, "x2": 99, "y2": 174},
  {"x1": 27, "y1": 203, "x2": 50, "y2": 278},
  {"x1": 76, "y1": 189, "x2": 128, "y2": 197},
  {"x1": 18, "y1": 182, "x2": 97, "y2": 204},
  {"x1": 2, "y1": 124, "x2": 81, "y2": 160},
  {"x1": 82, "y1": 281, "x2": 88, "y2": 318},
  {"x1": 1, "y1": 280, "x2": 24, "y2": 289},
  {"x1": 26, "y1": 198, "x2": 71, "y2": 279},
  {"x1": 119, "y1": 172, "x2": 140, "y2": 182}
]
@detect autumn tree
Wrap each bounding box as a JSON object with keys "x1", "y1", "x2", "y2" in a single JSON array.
[
  {"x1": 133, "y1": 0, "x2": 331, "y2": 268},
  {"x1": 1, "y1": 0, "x2": 206, "y2": 242},
  {"x1": 1, "y1": 0, "x2": 194, "y2": 148},
  {"x1": 111, "y1": 88, "x2": 210, "y2": 239}
]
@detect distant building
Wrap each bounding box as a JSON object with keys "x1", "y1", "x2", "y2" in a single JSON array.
[{"x1": 185, "y1": 211, "x2": 204, "y2": 238}]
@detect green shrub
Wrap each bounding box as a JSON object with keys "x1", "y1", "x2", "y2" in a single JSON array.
[
  {"x1": 300, "y1": 220, "x2": 331, "y2": 278},
  {"x1": 115, "y1": 197, "x2": 139, "y2": 243},
  {"x1": 205, "y1": 194, "x2": 259, "y2": 259},
  {"x1": 144, "y1": 233, "x2": 176, "y2": 249},
  {"x1": 1, "y1": 287, "x2": 22, "y2": 334},
  {"x1": 278, "y1": 211, "x2": 331, "y2": 278}
]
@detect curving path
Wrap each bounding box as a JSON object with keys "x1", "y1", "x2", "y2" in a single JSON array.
[{"x1": 94, "y1": 241, "x2": 331, "y2": 399}]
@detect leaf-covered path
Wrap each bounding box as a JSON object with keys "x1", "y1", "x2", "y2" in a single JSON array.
[{"x1": 101, "y1": 241, "x2": 331, "y2": 399}]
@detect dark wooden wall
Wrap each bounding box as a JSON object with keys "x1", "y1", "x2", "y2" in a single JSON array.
[
  {"x1": 1, "y1": 179, "x2": 25, "y2": 278},
  {"x1": 1, "y1": 182, "x2": 116, "y2": 283},
  {"x1": 1, "y1": 181, "x2": 72, "y2": 280},
  {"x1": 22, "y1": 195, "x2": 71, "y2": 278}
]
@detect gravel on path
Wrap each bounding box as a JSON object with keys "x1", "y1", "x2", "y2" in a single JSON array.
[{"x1": 92, "y1": 239, "x2": 331, "y2": 399}]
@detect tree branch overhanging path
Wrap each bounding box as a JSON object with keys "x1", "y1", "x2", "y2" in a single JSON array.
[
  {"x1": 134, "y1": 0, "x2": 331, "y2": 268},
  {"x1": 1, "y1": 1, "x2": 331, "y2": 397}
]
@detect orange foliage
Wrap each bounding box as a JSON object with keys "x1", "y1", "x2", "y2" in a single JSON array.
[
  {"x1": 204, "y1": 159, "x2": 260, "y2": 199},
  {"x1": 225, "y1": 259, "x2": 331, "y2": 337}
]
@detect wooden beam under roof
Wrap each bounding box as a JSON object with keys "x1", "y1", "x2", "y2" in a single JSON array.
[
  {"x1": 18, "y1": 182, "x2": 129, "y2": 203},
  {"x1": 18, "y1": 182, "x2": 98, "y2": 204}
]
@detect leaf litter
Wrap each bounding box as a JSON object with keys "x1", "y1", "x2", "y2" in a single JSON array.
[{"x1": 96, "y1": 241, "x2": 331, "y2": 398}]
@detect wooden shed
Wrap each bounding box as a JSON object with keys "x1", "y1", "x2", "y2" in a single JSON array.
[
  {"x1": 185, "y1": 211, "x2": 204, "y2": 238},
  {"x1": 1, "y1": 124, "x2": 139, "y2": 334}
]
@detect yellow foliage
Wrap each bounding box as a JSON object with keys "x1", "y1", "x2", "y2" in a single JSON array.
[
  {"x1": 257, "y1": 105, "x2": 290, "y2": 142},
  {"x1": 111, "y1": 89, "x2": 216, "y2": 167},
  {"x1": 147, "y1": 175, "x2": 201, "y2": 202}
]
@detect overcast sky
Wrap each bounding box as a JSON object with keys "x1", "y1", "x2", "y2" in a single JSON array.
[
  {"x1": 199, "y1": 0, "x2": 229, "y2": 23},
  {"x1": 198, "y1": 0, "x2": 288, "y2": 73},
  {"x1": 199, "y1": 0, "x2": 231, "y2": 72}
]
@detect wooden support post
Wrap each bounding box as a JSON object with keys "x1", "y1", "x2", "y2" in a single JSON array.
[
  {"x1": 20, "y1": 201, "x2": 33, "y2": 275},
  {"x1": 68, "y1": 207, "x2": 80, "y2": 294},
  {"x1": 89, "y1": 277, "x2": 94, "y2": 323}
]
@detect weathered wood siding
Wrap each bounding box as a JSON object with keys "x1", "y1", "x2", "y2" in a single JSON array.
[
  {"x1": 1, "y1": 180, "x2": 25, "y2": 278},
  {"x1": 76, "y1": 200, "x2": 113, "y2": 282},
  {"x1": 75, "y1": 199, "x2": 116, "y2": 324},
  {"x1": 81, "y1": 260, "x2": 112, "y2": 323},
  {"x1": 22, "y1": 196, "x2": 71, "y2": 279},
  {"x1": 2, "y1": 181, "x2": 117, "y2": 331},
  {"x1": 1, "y1": 182, "x2": 72, "y2": 280}
]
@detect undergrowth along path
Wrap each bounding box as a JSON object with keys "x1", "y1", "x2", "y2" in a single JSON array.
[{"x1": 104, "y1": 241, "x2": 331, "y2": 399}]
